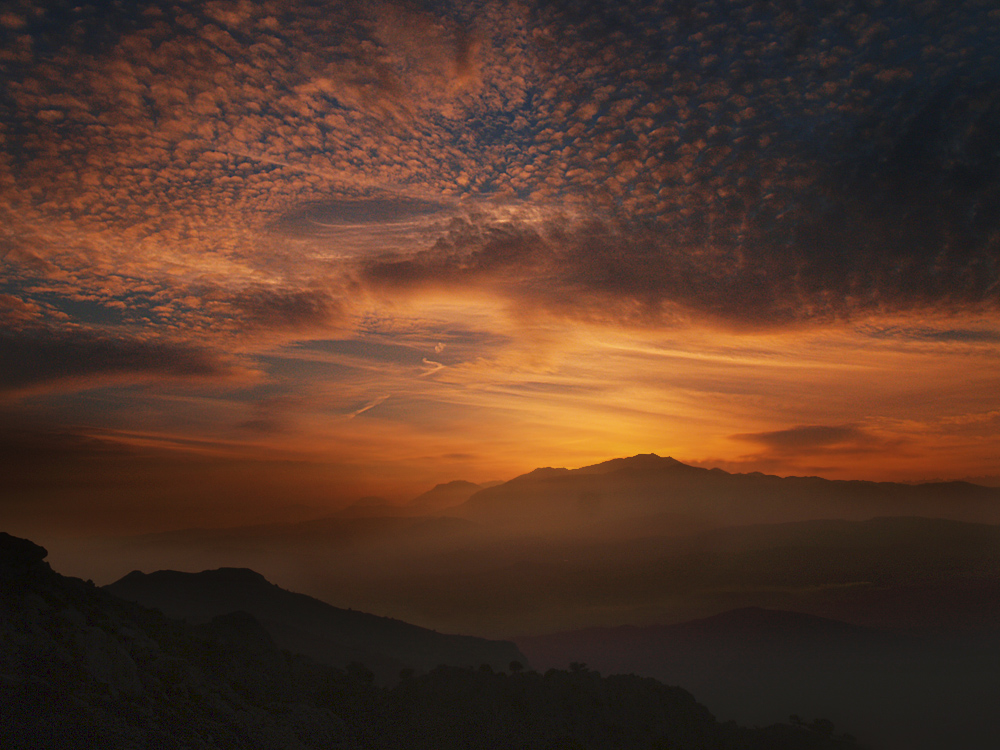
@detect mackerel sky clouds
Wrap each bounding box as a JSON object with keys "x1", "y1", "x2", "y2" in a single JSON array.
[{"x1": 2, "y1": 0, "x2": 999, "y2": 532}]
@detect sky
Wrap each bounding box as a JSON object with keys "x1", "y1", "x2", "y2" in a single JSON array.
[{"x1": 2, "y1": 0, "x2": 1000, "y2": 535}]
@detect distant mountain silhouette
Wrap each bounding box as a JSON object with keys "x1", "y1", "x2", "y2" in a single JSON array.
[
  {"x1": 408, "y1": 480, "x2": 483, "y2": 513},
  {"x1": 333, "y1": 481, "x2": 483, "y2": 517},
  {"x1": 657, "y1": 605, "x2": 879, "y2": 638},
  {"x1": 105, "y1": 566, "x2": 523, "y2": 682},
  {"x1": 517, "y1": 605, "x2": 1000, "y2": 750},
  {"x1": 452, "y1": 454, "x2": 1000, "y2": 534},
  {"x1": 127, "y1": 512, "x2": 479, "y2": 549},
  {"x1": 78, "y1": 510, "x2": 1000, "y2": 642},
  {"x1": 576, "y1": 453, "x2": 695, "y2": 474}
]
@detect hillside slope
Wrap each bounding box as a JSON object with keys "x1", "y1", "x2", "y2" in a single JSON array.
[
  {"x1": 105, "y1": 566, "x2": 524, "y2": 682},
  {"x1": 1, "y1": 532, "x2": 866, "y2": 750}
]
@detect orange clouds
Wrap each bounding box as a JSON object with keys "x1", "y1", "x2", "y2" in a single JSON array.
[{"x1": 0, "y1": 0, "x2": 998, "y2": 535}]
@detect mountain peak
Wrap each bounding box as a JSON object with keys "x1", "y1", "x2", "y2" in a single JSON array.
[
  {"x1": 577, "y1": 454, "x2": 692, "y2": 475},
  {"x1": 114, "y1": 567, "x2": 272, "y2": 593},
  {"x1": 407, "y1": 480, "x2": 484, "y2": 513}
]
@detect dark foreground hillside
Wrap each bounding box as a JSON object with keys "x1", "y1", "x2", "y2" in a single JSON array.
[
  {"x1": 1, "y1": 532, "x2": 864, "y2": 750},
  {"x1": 105, "y1": 566, "x2": 524, "y2": 683}
]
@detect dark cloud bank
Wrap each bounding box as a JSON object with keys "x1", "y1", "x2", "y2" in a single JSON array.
[
  {"x1": 360, "y1": 0, "x2": 1000, "y2": 327},
  {"x1": 0, "y1": 329, "x2": 230, "y2": 393}
]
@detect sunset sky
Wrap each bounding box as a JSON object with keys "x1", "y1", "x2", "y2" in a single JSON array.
[{"x1": 3, "y1": 0, "x2": 1000, "y2": 534}]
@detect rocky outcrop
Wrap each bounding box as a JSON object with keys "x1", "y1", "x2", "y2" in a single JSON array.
[
  {"x1": 0, "y1": 532, "x2": 47, "y2": 566},
  {"x1": 0, "y1": 532, "x2": 353, "y2": 749}
]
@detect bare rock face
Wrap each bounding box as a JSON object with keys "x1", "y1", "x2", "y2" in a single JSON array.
[{"x1": 76, "y1": 625, "x2": 143, "y2": 698}]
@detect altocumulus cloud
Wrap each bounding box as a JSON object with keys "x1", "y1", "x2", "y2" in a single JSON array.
[
  {"x1": 0, "y1": 0, "x2": 996, "y2": 503},
  {"x1": 2, "y1": 0, "x2": 998, "y2": 333},
  {"x1": 359, "y1": 0, "x2": 1000, "y2": 327}
]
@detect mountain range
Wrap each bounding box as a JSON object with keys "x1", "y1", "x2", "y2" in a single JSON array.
[
  {"x1": 451, "y1": 454, "x2": 1000, "y2": 534},
  {"x1": 7, "y1": 453, "x2": 1000, "y2": 748},
  {"x1": 1, "y1": 531, "x2": 867, "y2": 750},
  {"x1": 104, "y1": 566, "x2": 523, "y2": 683},
  {"x1": 44, "y1": 455, "x2": 1000, "y2": 641}
]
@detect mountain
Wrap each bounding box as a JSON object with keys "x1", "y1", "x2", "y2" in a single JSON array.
[
  {"x1": 452, "y1": 454, "x2": 1000, "y2": 535},
  {"x1": 2, "y1": 531, "x2": 866, "y2": 750},
  {"x1": 0, "y1": 532, "x2": 353, "y2": 749},
  {"x1": 301, "y1": 515, "x2": 1000, "y2": 638},
  {"x1": 56, "y1": 511, "x2": 1000, "y2": 640},
  {"x1": 407, "y1": 480, "x2": 483, "y2": 514},
  {"x1": 517, "y1": 607, "x2": 1000, "y2": 750},
  {"x1": 332, "y1": 482, "x2": 483, "y2": 519},
  {"x1": 105, "y1": 566, "x2": 524, "y2": 682},
  {"x1": 517, "y1": 607, "x2": 899, "y2": 674}
]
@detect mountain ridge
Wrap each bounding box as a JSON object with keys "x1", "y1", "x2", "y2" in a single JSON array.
[
  {"x1": 105, "y1": 565, "x2": 525, "y2": 682},
  {"x1": 451, "y1": 453, "x2": 1000, "y2": 533},
  {"x1": 3, "y1": 530, "x2": 874, "y2": 750}
]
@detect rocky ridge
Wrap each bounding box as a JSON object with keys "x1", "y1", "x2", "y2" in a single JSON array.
[
  {"x1": 0, "y1": 532, "x2": 352, "y2": 749},
  {"x1": 0, "y1": 531, "x2": 866, "y2": 750}
]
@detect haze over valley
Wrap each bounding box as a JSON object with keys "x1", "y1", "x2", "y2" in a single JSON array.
[{"x1": 6, "y1": 453, "x2": 1000, "y2": 749}]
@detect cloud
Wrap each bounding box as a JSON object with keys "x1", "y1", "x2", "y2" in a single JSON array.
[
  {"x1": 718, "y1": 423, "x2": 909, "y2": 476},
  {"x1": 5, "y1": 0, "x2": 998, "y2": 332},
  {"x1": 732, "y1": 425, "x2": 878, "y2": 453},
  {"x1": 0, "y1": 328, "x2": 235, "y2": 396},
  {"x1": 0, "y1": 413, "x2": 138, "y2": 468},
  {"x1": 860, "y1": 326, "x2": 1000, "y2": 344},
  {"x1": 360, "y1": 214, "x2": 549, "y2": 291},
  {"x1": 274, "y1": 198, "x2": 450, "y2": 232},
  {"x1": 0, "y1": 294, "x2": 46, "y2": 327},
  {"x1": 347, "y1": 394, "x2": 390, "y2": 419},
  {"x1": 419, "y1": 358, "x2": 446, "y2": 377},
  {"x1": 224, "y1": 287, "x2": 344, "y2": 331},
  {"x1": 359, "y1": 153, "x2": 1000, "y2": 327},
  {"x1": 478, "y1": 0, "x2": 1000, "y2": 325}
]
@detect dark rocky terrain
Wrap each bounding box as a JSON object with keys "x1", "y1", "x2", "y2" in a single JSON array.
[
  {"x1": 2, "y1": 531, "x2": 867, "y2": 750},
  {"x1": 0, "y1": 532, "x2": 353, "y2": 749}
]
